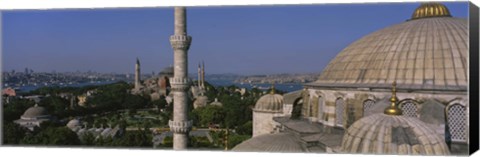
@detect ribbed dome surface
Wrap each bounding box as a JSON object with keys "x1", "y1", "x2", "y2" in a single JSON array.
[
  {"x1": 313, "y1": 16, "x2": 467, "y2": 91},
  {"x1": 21, "y1": 105, "x2": 50, "y2": 119},
  {"x1": 232, "y1": 132, "x2": 305, "y2": 152},
  {"x1": 254, "y1": 93, "x2": 283, "y2": 112},
  {"x1": 341, "y1": 113, "x2": 450, "y2": 155}
]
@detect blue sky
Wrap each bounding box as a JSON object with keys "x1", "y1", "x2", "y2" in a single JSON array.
[{"x1": 1, "y1": 2, "x2": 469, "y2": 75}]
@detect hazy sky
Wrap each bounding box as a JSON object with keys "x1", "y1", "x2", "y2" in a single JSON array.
[{"x1": 1, "y1": 2, "x2": 468, "y2": 75}]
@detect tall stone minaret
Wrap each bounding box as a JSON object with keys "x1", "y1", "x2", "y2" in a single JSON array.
[
  {"x1": 201, "y1": 61, "x2": 205, "y2": 88},
  {"x1": 134, "y1": 57, "x2": 141, "y2": 90},
  {"x1": 168, "y1": 7, "x2": 192, "y2": 150},
  {"x1": 197, "y1": 63, "x2": 201, "y2": 86}
]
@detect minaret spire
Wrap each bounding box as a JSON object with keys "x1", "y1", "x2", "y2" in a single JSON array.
[
  {"x1": 134, "y1": 57, "x2": 141, "y2": 90},
  {"x1": 201, "y1": 60, "x2": 205, "y2": 88},
  {"x1": 198, "y1": 63, "x2": 201, "y2": 87},
  {"x1": 169, "y1": 7, "x2": 193, "y2": 150}
]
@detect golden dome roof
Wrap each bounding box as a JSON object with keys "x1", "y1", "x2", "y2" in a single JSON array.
[{"x1": 411, "y1": 3, "x2": 451, "y2": 20}]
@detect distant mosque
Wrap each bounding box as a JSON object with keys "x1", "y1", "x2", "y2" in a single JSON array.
[
  {"x1": 14, "y1": 104, "x2": 54, "y2": 131},
  {"x1": 233, "y1": 3, "x2": 468, "y2": 155},
  {"x1": 131, "y1": 57, "x2": 173, "y2": 100},
  {"x1": 130, "y1": 57, "x2": 211, "y2": 106}
]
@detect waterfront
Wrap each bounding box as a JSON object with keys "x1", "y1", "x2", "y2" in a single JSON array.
[
  {"x1": 207, "y1": 79, "x2": 304, "y2": 93},
  {"x1": 8, "y1": 79, "x2": 304, "y2": 94}
]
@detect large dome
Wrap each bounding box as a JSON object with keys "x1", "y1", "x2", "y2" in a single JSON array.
[
  {"x1": 21, "y1": 104, "x2": 50, "y2": 120},
  {"x1": 311, "y1": 4, "x2": 467, "y2": 91}
]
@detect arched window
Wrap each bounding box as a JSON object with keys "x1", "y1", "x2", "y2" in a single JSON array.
[
  {"x1": 318, "y1": 96, "x2": 324, "y2": 122},
  {"x1": 309, "y1": 100, "x2": 314, "y2": 117},
  {"x1": 447, "y1": 104, "x2": 467, "y2": 142},
  {"x1": 290, "y1": 98, "x2": 303, "y2": 120},
  {"x1": 363, "y1": 99, "x2": 375, "y2": 117},
  {"x1": 400, "y1": 101, "x2": 418, "y2": 118},
  {"x1": 335, "y1": 98, "x2": 344, "y2": 126}
]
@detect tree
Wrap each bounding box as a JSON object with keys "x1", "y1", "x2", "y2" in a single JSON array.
[
  {"x1": 151, "y1": 96, "x2": 168, "y2": 112},
  {"x1": 2, "y1": 122, "x2": 28, "y2": 144},
  {"x1": 3, "y1": 98, "x2": 35, "y2": 122},
  {"x1": 235, "y1": 121, "x2": 252, "y2": 135},
  {"x1": 20, "y1": 127, "x2": 81, "y2": 146},
  {"x1": 193, "y1": 105, "x2": 225, "y2": 127},
  {"x1": 111, "y1": 130, "x2": 152, "y2": 147},
  {"x1": 38, "y1": 96, "x2": 70, "y2": 118}
]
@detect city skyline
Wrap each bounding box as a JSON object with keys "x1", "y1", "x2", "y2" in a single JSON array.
[{"x1": 2, "y1": 2, "x2": 469, "y2": 75}]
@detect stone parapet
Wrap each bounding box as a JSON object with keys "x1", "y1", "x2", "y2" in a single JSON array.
[
  {"x1": 170, "y1": 35, "x2": 192, "y2": 50},
  {"x1": 169, "y1": 120, "x2": 193, "y2": 134},
  {"x1": 170, "y1": 77, "x2": 191, "y2": 91}
]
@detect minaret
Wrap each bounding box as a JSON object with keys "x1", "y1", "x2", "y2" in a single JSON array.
[
  {"x1": 135, "y1": 57, "x2": 141, "y2": 90},
  {"x1": 168, "y1": 7, "x2": 192, "y2": 150},
  {"x1": 197, "y1": 63, "x2": 201, "y2": 87},
  {"x1": 201, "y1": 61, "x2": 205, "y2": 88}
]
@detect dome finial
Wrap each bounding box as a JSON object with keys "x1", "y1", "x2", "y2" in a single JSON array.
[
  {"x1": 411, "y1": 2, "x2": 451, "y2": 20},
  {"x1": 384, "y1": 81, "x2": 403, "y2": 115},
  {"x1": 270, "y1": 84, "x2": 275, "y2": 94}
]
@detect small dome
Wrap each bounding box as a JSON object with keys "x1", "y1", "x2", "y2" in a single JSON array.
[
  {"x1": 210, "y1": 98, "x2": 223, "y2": 106},
  {"x1": 21, "y1": 104, "x2": 50, "y2": 120},
  {"x1": 254, "y1": 93, "x2": 283, "y2": 112},
  {"x1": 232, "y1": 132, "x2": 305, "y2": 152},
  {"x1": 411, "y1": 3, "x2": 451, "y2": 20},
  {"x1": 77, "y1": 128, "x2": 87, "y2": 135},
  {"x1": 341, "y1": 113, "x2": 450, "y2": 155},
  {"x1": 193, "y1": 95, "x2": 209, "y2": 109},
  {"x1": 66, "y1": 119, "x2": 82, "y2": 129}
]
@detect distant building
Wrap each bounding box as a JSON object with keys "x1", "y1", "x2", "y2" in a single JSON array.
[
  {"x1": 66, "y1": 118, "x2": 122, "y2": 140},
  {"x1": 2, "y1": 87, "x2": 17, "y2": 104},
  {"x1": 2, "y1": 87, "x2": 16, "y2": 97},
  {"x1": 133, "y1": 57, "x2": 143, "y2": 92},
  {"x1": 77, "y1": 95, "x2": 87, "y2": 107}
]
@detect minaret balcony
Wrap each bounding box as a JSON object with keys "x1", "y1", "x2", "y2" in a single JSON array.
[{"x1": 170, "y1": 35, "x2": 192, "y2": 50}]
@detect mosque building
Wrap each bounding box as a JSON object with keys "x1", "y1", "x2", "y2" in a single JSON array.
[
  {"x1": 232, "y1": 2, "x2": 468, "y2": 155},
  {"x1": 14, "y1": 104, "x2": 54, "y2": 131}
]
